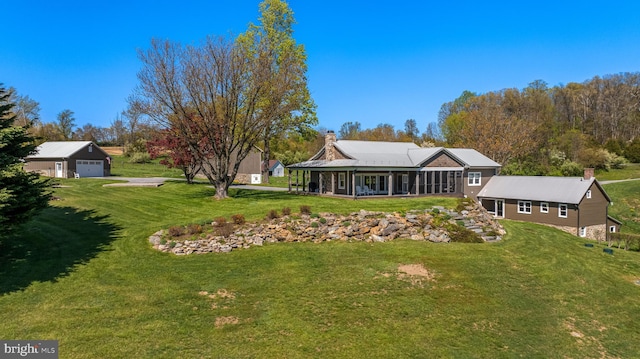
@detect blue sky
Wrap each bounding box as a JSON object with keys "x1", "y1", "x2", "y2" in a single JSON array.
[{"x1": 3, "y1": 1, "x2": 640, "y2": 134}]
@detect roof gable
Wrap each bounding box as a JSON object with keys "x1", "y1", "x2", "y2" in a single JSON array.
[{"x1": 477, "y1": 176, "x2": 608, "y2": 204}]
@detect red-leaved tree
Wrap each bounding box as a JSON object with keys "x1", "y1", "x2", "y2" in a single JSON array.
[{"x1": 147, "y1": 128, "x2": 202, "y2": 184}]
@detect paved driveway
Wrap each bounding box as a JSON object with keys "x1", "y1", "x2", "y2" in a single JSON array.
[{"x1": 95, "y1": 176, "x2": 288, "y2": 191}]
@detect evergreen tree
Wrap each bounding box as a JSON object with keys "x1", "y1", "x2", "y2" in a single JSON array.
[{"x1": 0, "y1": 84, "x2": 50, "y2": 238}]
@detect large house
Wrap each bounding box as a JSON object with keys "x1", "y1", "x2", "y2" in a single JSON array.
[
  {"x1": 24, "y1": 141, "x2": 111, "y2": 178},
  {"x1": 287, "y1": 131, "x2": 501, "y2": 198},
  {"x1": 288, "y1": 134, "x2": 620, "y2": 242},
  {"x1": 477, "y1": 170, "x2": 621, "y2": 241}
]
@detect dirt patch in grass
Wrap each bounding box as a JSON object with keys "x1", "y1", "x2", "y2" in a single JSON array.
[
  {"x1": 198, "y1": 289, "x2": 236, "y2": 310},
  {"x1": 375, "y1": 264, "x2": 437, "y2": 286},
  {"x1": 398, "y1": 264, "x2": 433, "y2": 278},
  {"x1": 396, "y1": 263, "x2": 436, "y2": 287},
  {"x1": 215, "y1": 316, "x2": 239, "y2": 328}
]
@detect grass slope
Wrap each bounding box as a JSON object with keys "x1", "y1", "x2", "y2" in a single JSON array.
[{"x1": 1, "y1": 179, "x2": 639, "y2": 358}]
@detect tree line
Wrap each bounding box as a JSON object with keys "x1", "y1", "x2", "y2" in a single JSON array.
[
  {"x1": 438, "y1": 75, "x2": 640, "y2": 174},
  {"x1": 7, "y1": 86, "x2": 158, "y2": 148},
  {"x1": 322, "y1": 73, "x2": 640, "y2": 175}
]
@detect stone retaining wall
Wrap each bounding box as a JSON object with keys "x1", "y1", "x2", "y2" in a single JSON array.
[{"x1": 149, "y1": 203, "x2": 505, "y2": 255}]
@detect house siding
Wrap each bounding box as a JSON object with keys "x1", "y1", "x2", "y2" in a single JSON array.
[
  {"x1": 24, "y1": 159, "x2": 66, "y2": 177},
  {"x1": 578, "y1": 182, "x2": 608, "y2": 226},
  {"x1": 233, "y1": 151, "x2": 261, "y2": 175},
  {"x1": 463, "y1": 168, "x2": 496, "y2": 200},
  {"x1": 502, "y1": 199, "x2": 579, "y2": 228}
]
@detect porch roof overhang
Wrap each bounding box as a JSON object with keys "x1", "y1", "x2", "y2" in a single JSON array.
[{"x1": 287, "y1": 159, "x2": 418, "y2": 172}]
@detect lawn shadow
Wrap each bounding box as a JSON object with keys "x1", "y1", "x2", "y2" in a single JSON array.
[
  {"x1": 0, "y1": 206, "x2": 120, "y2": 295},
  {"x1": 230, "y1": 188, "x2": 299, "y2": 200}
]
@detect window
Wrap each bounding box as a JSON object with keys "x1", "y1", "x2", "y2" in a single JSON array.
[
  {"x1": 609, "y1": 226, "x2": 616, "y2": 233},
  {"x1": 338, "y1": 173, "x2": 345, "y2": 189},
  {"x1": 468, "y1": 172, "x2": 481, "y2": 186},
  {"x1": 579, "y1": 227, "x2": 586, "y2": 237},
  {"x1": 559, "y1": 204, "x2": 568, "y2": 218},
  {"x1": 586, "y1": 190, "x2": 592, "y2": 199},
  {"x1": 540, "y1": 202, "x2": 549, "y2": 213},
  {"x1": 518, "y1": 201, "x2": 532, "y2": 214}
]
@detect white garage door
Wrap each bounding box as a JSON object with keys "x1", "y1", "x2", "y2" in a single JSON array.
[{"x1": 76, "y1": 160, "x2": 104, "y2": 177}]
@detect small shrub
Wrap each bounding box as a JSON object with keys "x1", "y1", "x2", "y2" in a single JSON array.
[
  {"x1": 212, "y1": 217, "x2": 227, "y2": 227},
  {"x1": 431, "y1": 207, "x2": 440, "y2": 214},
  {"x1": 310, "y1": 213, "x2": 320, "y2": 218},
  {"x1": 215, "y1": 223, "x2": 235, "y2": 238},
  {"x1": 448, "y1": 225, "x2": 484, "y2": 243},
  {"x1": 168, "y1": 225, "x2": 184, "y2": 237},
  {"x1": 456, "y1": 198, "x2": 474, "y2": 212},
  {"x1": 159, "y1": 238, "x2": 167, "y2": 245},
  {"x1": 319, "y1": 217, "x2": 327, "y2": 224},
  {"x1": 342, "y1": 221, "x2": 351, "y2": 227},
  {"x1": 231, "y1": 214, "x2": 245, "y2": 225},
  {"x1": 187, "y1": 223, "x2": 203, "y2": 235},
  {"x1": 300, "y1": 205, "x2": 312, "y2": 215},
  {"x1": 128, "y1": 151, "x2": 152, "y2": 164},
  {"x1": 267, "y1": 209, "x2": 279, "y2": 220},
  {"x1": 282, "y1": 207, "x2": 291, "y2": 216},
  {"x1": 311, "y1": 222, "x2": 319, "y2": 228},
  {"x1": 169, "y1": 241, "x2": 177, "y2": 248},
  {"x1": 560, "y1": 161, "x2": 583, "y2": 177}
]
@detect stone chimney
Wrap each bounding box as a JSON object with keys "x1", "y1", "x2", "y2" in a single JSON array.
[
  {"x1": 584, "y1": 168, "x2": 595, "y2": 180},
  {"x1": 325, "y1": 130, "x2": 337, "y2": 161}
]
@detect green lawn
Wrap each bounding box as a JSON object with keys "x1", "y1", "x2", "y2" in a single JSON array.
[
  {"x1": 109, "y1": 154, "x2": 185, "y2": 178},
  {"x1": 603, "y1": 180, "x2": 640, "y2": 235},
  {"x1": 596, "y1": 163, "x2": 640, "y2": 181},
  {"x1": 1, "y1": 179, "x2": 640, "y2": 358}
]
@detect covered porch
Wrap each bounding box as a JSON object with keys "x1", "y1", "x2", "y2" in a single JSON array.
[{"x1": 287, "y1": 167, "x2": 464, "y2": 198}]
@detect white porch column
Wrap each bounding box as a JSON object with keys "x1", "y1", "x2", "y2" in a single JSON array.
[{"x1": 352, "y1": 171, "x2": 357, "y2": 198}]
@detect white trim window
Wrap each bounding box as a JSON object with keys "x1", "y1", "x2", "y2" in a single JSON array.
[
  {"x1": 559, "y1": 204, "x2": 568, "y2": 218},
  {"x1": 518, "y1": 201, "x2": 532, "y2": 214},
  {"x1": 468, "y1": 172, "x2": 481, "y2": 186},
  {"x1": 609, "y1": 225, "x2": 616, "y2": 233},
  {"x1": 540, "y1": 202, "x2": 549, "y2": 213},
  {"x1": 586, "y1": 190, "x2": 592, "y2": 199},
  {"x1": 579, "y1": 227, "x2": 587, "y2": 237},
  {"x1": 338, "y1": 173, "x2": 346, "y2": 189}
]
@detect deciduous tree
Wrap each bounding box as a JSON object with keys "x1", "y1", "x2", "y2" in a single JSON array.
[
  {"x1": 238, "y1": 0, "x2": 317, "y2": 184},
  {"x1": 135, "y1": 8, "x2": 313, "y2": 199},
  {"x1": 147, "y1": 128, "x2": 202, "y2": 183},
  {"x1": 56, "y1": 109, "x2": 75, "y2": 140}
]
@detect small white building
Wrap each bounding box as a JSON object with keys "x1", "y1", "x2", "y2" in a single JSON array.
[{"x1": 267, "y1": 160, "x2": 285, "y2": 177}]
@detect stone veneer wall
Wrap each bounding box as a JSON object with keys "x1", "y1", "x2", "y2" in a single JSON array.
[{"x1": 545, "y1": 223, "x2": 606, "y2": 242}]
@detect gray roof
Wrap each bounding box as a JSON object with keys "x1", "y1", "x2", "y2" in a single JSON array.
[
  {"x1": 292, "y1": 140, "x2": 500, "y2": 170},
  {"x1": 447, "y1": 148, "x2": 502, "y2": 168},
  {"x1": 28, "y1": 141, "x2": 98, "y2": 159},
  {"x1": 477, "y1": 176, "x2": 605, "y2": 204}
]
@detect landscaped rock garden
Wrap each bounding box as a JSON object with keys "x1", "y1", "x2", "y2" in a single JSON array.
[{"x1": 148, "y1": 200, "x2": 505, "y2": 255}]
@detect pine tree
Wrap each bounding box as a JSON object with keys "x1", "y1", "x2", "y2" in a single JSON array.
[{"x1": 0, "y1": 84, "x2": 50, "y2": 237}]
